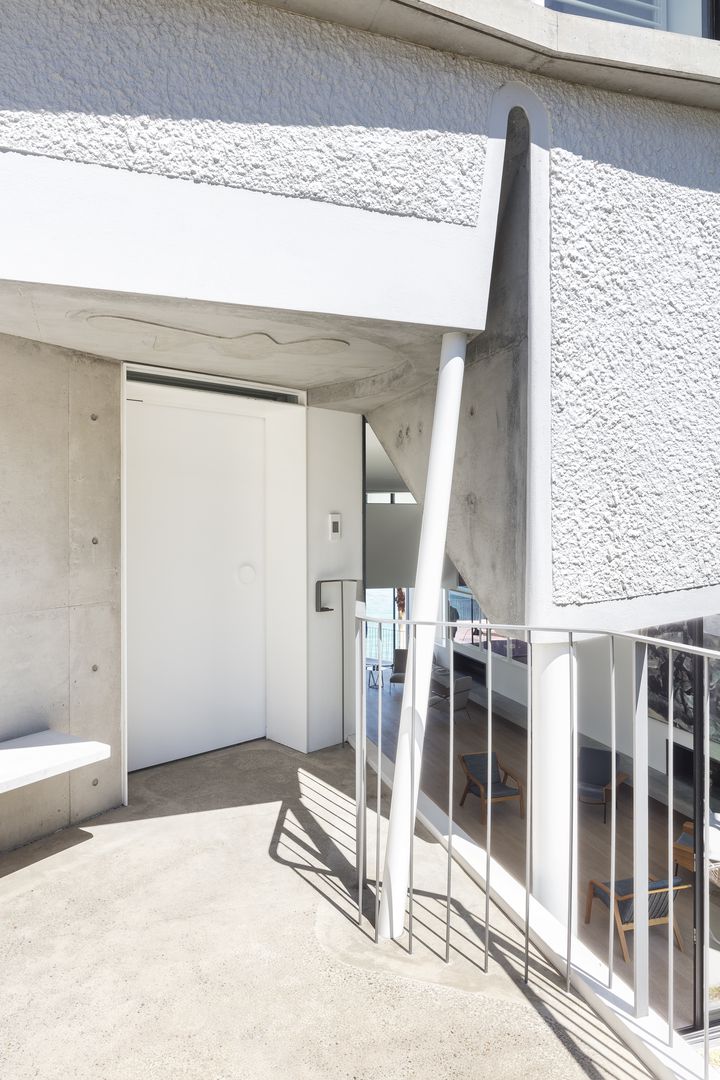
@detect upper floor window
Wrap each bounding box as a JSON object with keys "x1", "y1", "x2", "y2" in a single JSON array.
[{"x1": 543, "y1": 0, "x2": 709, "y2": 37}]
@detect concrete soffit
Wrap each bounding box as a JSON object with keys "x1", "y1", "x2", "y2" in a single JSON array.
[{"x1": 260, "y1": 0, "x2": 720, "y2": 111}]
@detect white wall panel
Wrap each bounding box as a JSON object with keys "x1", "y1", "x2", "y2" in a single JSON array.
[{"x1": 306, "y1": 409, "x2": 363, "y2": 752}]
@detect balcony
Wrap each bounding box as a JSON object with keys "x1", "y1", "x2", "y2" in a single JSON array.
[{"x1": 355, "y1": 615, "x2": 720, "y2": 1078}]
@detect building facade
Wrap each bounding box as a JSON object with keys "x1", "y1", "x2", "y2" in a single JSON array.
[{"x1": 1, "y1": 1, "x2": 720, "y2": 1073}]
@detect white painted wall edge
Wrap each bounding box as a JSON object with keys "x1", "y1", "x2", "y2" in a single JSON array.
[
  {"x1": 121, "y1": 366, "x2": 129, "y2": 805},
  {"x1": 259, "y1": 0, "x2": 720, "y2": 111},
  {"x1": 0, "y1": 151, "x2": 487, "y2": 332},
  {"x1": 356, "y1": 736, "x2": 717, "y2": 1080},
  {"x1": 540, "y1": 581, "x2": 720, "y2": 633}
]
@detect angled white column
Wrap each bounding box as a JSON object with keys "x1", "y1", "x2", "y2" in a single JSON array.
[
  {"x1": 531, "y1": 635, "x2": 575, "y2": 923},
  {"x1": 378, "y1": 331, "x2": 467, "y2": 940}
]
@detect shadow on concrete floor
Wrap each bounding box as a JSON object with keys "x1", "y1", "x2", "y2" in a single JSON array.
[{"x1": 0, "y1": 737, "x2": 652, "y2": 1080}]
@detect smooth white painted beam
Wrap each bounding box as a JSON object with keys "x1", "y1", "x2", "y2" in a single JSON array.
[
  {"x1": 0, "y1": 153, "x2": 487, "y2": 332},
  {"x1": 0, "y1": 731, "x2": 111, "y2": 795}
]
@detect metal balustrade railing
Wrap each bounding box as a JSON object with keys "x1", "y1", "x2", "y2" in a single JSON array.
[{"x1": 354, "y1": 616, "x2": 720, "y2": 1079}]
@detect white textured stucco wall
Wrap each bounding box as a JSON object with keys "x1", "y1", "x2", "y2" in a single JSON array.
[
  {"x1": 2, "y1": 0, "x2": 720, "y2": 611},
  {"x1": 0, "y1": 0, "x2": 489, "y2": 225},
  {"x1": 546, "y1": 93, "x2": 720, "y2": 605}
]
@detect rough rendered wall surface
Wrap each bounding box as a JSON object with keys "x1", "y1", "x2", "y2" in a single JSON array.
[
  {"x1": 0, "y1": 0, "x2": 489, "y2": 225},
  {"x1": 368, "y1": 112, "x2": 528, "y2": 623},
  {"x1": 2, "y1": 0, "x2": 720, "y2": 611},
  {"x1": 547, "y1": 95, "x2": 720, "y2": 605},
  {"x1": 0, "y1": 335, "x2": 121, "y2": 850}
]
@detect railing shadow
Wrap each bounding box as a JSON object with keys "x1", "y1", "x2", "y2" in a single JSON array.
[{"x1": 268, "y1": 759, "x2": 646, "y2": 1079}]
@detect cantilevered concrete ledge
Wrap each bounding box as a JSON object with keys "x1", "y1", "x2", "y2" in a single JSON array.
[
  {"x1": 0, "y1": 731, "x2": 111, "y2": 795},
  {"x1": 261, "y1": 0, "x2": 720, "y2": 111}
]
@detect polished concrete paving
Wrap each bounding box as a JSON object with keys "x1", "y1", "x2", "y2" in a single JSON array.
[{"x1": 0, "y1": 739, "x2": 652, "y2": 1079}]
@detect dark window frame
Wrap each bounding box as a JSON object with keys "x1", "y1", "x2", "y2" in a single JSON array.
[{"x1": 546, "y1": 0, "x2": 717, "y2": 38}]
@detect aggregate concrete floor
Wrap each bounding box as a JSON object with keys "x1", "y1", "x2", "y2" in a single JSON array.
[{"x1": 0, "y1": 739, "x2": 653, "y2": 1080}]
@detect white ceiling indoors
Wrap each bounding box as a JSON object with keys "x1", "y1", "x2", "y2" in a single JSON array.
[{"x1": 0, "y1": 280, "x2": 445, "y2": 412}]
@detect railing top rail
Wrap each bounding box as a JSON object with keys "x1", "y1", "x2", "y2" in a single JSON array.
[{"x1": 356, "y1": 614, "x2": 720, "y2": 663}]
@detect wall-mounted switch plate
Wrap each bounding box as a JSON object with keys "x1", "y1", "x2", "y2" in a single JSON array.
[{"x1": 329, "y1": 513, "x2": 342, "y2": 541}]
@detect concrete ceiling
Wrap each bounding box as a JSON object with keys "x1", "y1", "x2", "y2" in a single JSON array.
[{"x1": 0, "y1": 280, "x2": 444, "y2": 413}]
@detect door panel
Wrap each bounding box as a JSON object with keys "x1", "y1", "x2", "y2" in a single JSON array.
[{"x1": 127, "y1": 390, "x2": 265, "y2": 770}]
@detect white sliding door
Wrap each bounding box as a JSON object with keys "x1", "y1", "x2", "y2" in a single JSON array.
[{"x1": 126, "y1": 382, "x2": 267, "y2": 770}]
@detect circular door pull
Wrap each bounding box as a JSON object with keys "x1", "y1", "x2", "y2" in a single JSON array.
[{"x1": 238, "y1": 564, "x2": 257, "y2": 584}]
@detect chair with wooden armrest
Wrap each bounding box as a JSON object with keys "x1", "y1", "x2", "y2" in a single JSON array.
[
  {"x1": 458, "y1": 752, "x2": 525, "y2": 823},
  {"x1": 584, "y1": 875, "x2": 691, "y2": 964},
  {"x1": 578, "y1": 746, "x2": 629, "y2": 824},
  {"x1": 673, "y1": 821, "x2": 695, "y2": 875},
  {"x1": 673, "y1": 819, "x2": 720, "y2": 886},
  {"x1": 429, "y1": 675, "x2": 472, "y2": 719}
]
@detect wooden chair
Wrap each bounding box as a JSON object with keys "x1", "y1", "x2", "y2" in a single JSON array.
[
  {"x1": 388, "y1": 648, "x2": 407, "y2": 693},
  {"x1": 458, "y1": 752, "x2": 524, "y2": 823},
  {"x1": 584, "y1": 875, "x2": 691, "y2": 963},
  {"x1": 673, "y1": 821, "x2": 695, "y2": 875},
  {"x1": 429, "y1": 675, "x2": 473, "y2": 720},
  {"x1": 578, "y1": 746, "x2": 629, "y2": 824},
  {"x1": 672, "y1": 820, "x2": 720, "y2": 885}
]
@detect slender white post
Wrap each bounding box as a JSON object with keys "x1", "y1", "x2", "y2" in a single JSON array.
[
  {"x1": 378, "y1": 331, "x2": 467, "y2": 940},
  {"x1": 633, "y1": 642, "x2": 650, "y2": 1018},
  {"x1": 531, "y1": 633, "x2": 573, "y2": 921}
]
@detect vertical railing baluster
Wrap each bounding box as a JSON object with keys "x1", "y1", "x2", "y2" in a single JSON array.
[
  {"x1": 408, "y1": 621, "x2": 416, "y2": 954},
  {"x1": 357, "y1": 615, "x2": 367, "y2": 926},
  {"x1": 633, "y1": 642, "x2": 650, "y2": 1018},
  {"x1": 609, "y1": 634, "x2": 617, "y2": 990},
  {"x1": 566, "y1": 631, "x2": 577, "y2": 992},
  {"x1": 486, "y1": 624, "x2": 494, "y2": 974},
  {"x1": 375, "y1": 620, "x2": 383, "y2": 944},
  {"x1": 667, "y1": 646, "x2": 674, "y2": 1043},
  {"x1": 524, "y1": 628, "x2": 532, "y2": 984},
  {"x1": 445, "y1": 619, "x2": 455, "y2": 963},
  {"x1": 703, "y1": 655, "x2": 710, "y2": 1080}
]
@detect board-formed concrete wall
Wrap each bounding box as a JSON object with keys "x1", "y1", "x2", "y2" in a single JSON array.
[
  {"x1": 0, "y1": 334, "x2": 122, "y2": 849},
  {"x1": 1, "y1": 0, "x2": 720, "y2": 615}
]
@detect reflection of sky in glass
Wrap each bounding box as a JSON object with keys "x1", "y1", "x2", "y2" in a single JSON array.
[{"x1": 365, "y1": 589, "x2": 394, "y2": 621}]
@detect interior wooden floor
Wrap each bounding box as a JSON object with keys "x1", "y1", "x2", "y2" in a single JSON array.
[{"x1": 365, "y1": 679, "x2": 717, "y2": 1032}]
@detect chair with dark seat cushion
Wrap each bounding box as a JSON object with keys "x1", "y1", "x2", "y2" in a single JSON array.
[
  {"x1": 388, "y1": 648, "x2": 407, "y2": 693},
  {"x1": 429, "y1": 675, "x2": 473, "y2": 719},
  {"x1": 584, "y1": 875, "x2": 691, "y2": 963},
  {"x1": 578, "y1": 746, "x2": 629, "y2": 824},
  {"x1": 458, "y1": 752, "x2": 524, "y2": 823}
]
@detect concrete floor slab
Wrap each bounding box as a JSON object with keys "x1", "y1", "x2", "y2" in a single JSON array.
[{"x1": 0, "y1": 740, "x2": 651, "y2": 1079}]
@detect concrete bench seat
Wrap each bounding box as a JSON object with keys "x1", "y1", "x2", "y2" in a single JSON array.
[{"x1": 0, "y1": 731, "x2": 111, "y2": 795}]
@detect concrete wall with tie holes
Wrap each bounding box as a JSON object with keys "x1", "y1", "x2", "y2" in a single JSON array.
[{"x1": 0, "y1": 334, "x2": 121, "y2": 850}]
